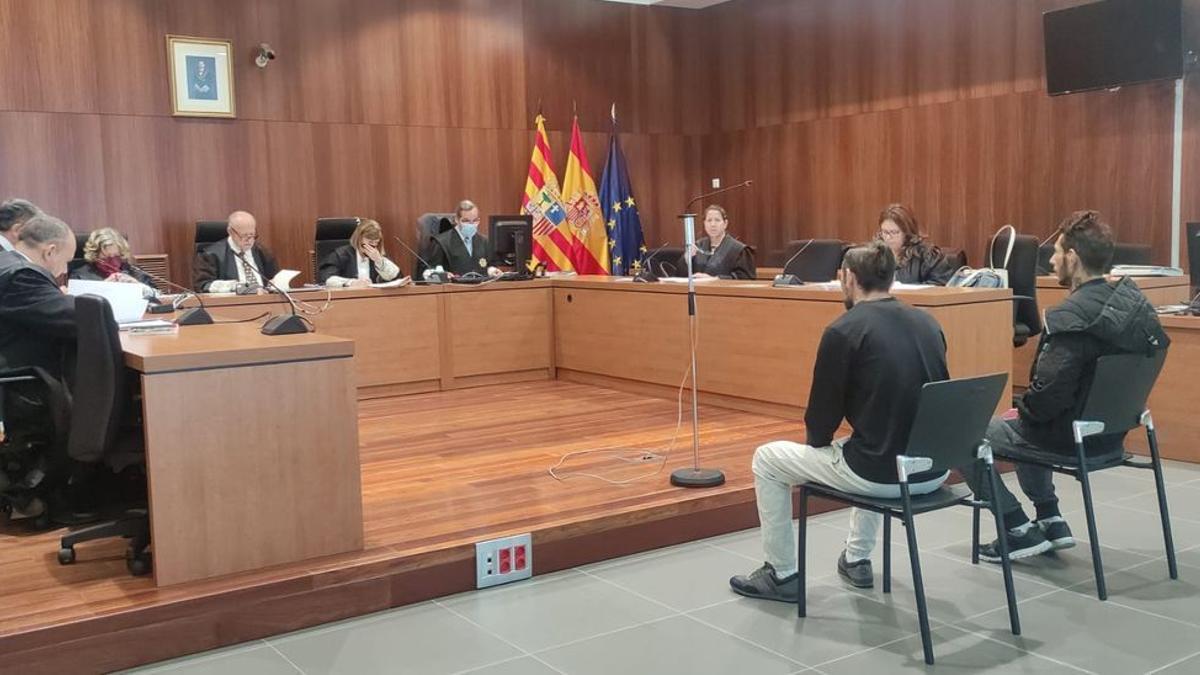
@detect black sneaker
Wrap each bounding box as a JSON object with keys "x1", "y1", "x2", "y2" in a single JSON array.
[
  {"x1": 729, "y1": 562, "x2": 799, "y2": 603},
  {"x1": 1036, "y1": 517, "x2": 1075, "y2": 551},
  {"x1": 837, "y1": 551, "x2": 873, "y2": 588},
  {"x1": 978, "y1": 525, "x2": 1053, "y2": 563}
]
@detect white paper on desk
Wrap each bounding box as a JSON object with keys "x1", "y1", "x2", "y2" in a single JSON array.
[
  {"x1": 891, "y1": 282, "x2": 937, "y2": 291},
  {"x1": 659, "y1": 276, "x2": 718, "y2": 284},
  {"x1": 66, "y1": 279, "x2": 149, "y2": 324},
  {"x1": 371, "y1": 276, "x2": 412, "y2": 289},
  {"x1": 271, "y1": 269, "x2": 301, "y2": 290}
]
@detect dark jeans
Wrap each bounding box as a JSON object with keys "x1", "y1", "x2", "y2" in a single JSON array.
[{"x1": 965, "y1": 418, "x2": 1063, "y2": 527}]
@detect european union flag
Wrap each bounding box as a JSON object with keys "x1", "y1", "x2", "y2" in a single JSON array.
[{"x1": 598, "y1": 117, "x2": 646, "y2": 276}]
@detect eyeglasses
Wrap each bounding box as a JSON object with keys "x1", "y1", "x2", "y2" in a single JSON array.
[
  {"x1": 229, "y1": 229, "x2": 257, "y2": 242},
  {"x1": 878, "y1": 229, "x2": 903, "y2": 239}
]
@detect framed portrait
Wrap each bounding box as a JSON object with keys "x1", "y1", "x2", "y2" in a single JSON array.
[{"x1": 166, "y1": 35, "x2": 235, "y2": 118}]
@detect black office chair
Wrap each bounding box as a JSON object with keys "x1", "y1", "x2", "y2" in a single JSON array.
[
  {"x1": 942, "y1": 247, "x2": 968, "y2": 271},
  {"x1": 988, "y1": 231, "x2": 1041, "y2": 347},
  {"x1": 414, "y1": 213, "x2": 455, "y2": 276},
  {"x1": 66, "y1": 232, "x2": 90, "y2": 276},
  {"x1": 1187, "y1": 223, "x2": 1199, "y2": 299},
  {"x1": 312, "y1": 217, "x2": 361, "y2": 279},
  {"x1": 1110, "y1": 243, "x2": 1153, "y2": 269},
  {"x1": 977, "y1": 351, "x2": 1176, "y2": 601},
  {"x1": 797, "y1": 372, "x2": 1017, "y2": 666},
  {"x1": 193, "y1": 220, "x2": 228, "y2": 255},
  {"x1": 781, "y1": 239, "x2": 847, "y2": 282},
  {"x1": 56, "y1": 295, "x2": 151, "y2": 576},
  {"x1": 644, "y1": 246, "x2": 686, "y2": 278}
]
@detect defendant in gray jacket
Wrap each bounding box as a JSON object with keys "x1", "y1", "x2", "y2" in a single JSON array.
[{"x1": 966, "y1": 210, "x2": 1169, "y2": 563}]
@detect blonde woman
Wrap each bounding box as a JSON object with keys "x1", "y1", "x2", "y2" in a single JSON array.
[
  {"x1": 317, "y1": 218, "x2": 403, "y2": 288},
  {"x1": 70, "y1": 227, "x2": 157, "y2": 295}
]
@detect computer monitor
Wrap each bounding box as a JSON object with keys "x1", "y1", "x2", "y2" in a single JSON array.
[{"x1": 490, "y1": 215, "x2": 533, "y2": 272}]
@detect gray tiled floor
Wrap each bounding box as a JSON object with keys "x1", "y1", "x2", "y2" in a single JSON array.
[{"x1": 124, "y1": 460, "x2": 1200, "y2": 675}]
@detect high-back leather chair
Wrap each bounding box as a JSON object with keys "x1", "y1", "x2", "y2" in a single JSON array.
[
  {"x1": 781, "y1": 239, "x2": 847, "y2": 282},
  {"x1": 988, "y1": 232, "x2": 1041, "y2": 347}
]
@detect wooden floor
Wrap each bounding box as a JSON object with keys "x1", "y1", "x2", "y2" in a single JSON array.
[{"x1": 0, "y1": 381, "x2": 808, "y2": 674}]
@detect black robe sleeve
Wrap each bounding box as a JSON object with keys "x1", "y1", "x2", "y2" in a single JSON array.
[
  {"x1": 192, "y1": 248, "x2": 223, "y2": 292},
  {"x1": 317, "y1": 245, "x2": 354, "y2": 284}
]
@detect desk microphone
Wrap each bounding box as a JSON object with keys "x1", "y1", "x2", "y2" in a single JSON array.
[
  {"x1": 233, "y1": 249, "x2": 309, "y2": 335},
  {"x1": 126, "y1": 262, "x2": 214, "y2": 325},
  {"x1": 393, "y1": 236, "x2": 448, "y2": 284},
  {"x1": 634, "y1": 242, "x2": 673, "y2": 283},
  {"x1": 772, "y1": 239, "x2": 814, "y2": 287}
]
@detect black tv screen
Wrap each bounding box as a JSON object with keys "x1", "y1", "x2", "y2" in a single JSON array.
[{"x1": 1043, "y1": 0, "x2": 1182, "y2": 96}]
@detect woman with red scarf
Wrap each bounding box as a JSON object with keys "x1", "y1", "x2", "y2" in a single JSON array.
[{"x1": 69, "y1": 228, "x2": 157, "y2": 297}]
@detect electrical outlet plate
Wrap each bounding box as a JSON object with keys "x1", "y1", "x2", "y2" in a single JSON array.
[
  {"x1": 475, "y1": 533, "x2": 532, "y2": 589},
  {"x1": 711, "y1": 177, "x2": 721, "y2": 189}
]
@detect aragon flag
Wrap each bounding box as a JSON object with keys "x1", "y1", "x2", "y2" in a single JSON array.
[
  {"x1": 520, "y1": 114, "x2": 575, "y2": 272},
  {"x1": 561, "y1": 115, "x2": 610, "y2": 275}
]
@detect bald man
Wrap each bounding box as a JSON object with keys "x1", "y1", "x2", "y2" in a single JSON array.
[{"x1": 192, "y1": 210, "x2": 280, "y2": 293}]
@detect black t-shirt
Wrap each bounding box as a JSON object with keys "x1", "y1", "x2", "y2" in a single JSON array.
[{"x1": 804, "y1": 297, "x2": 949, "y2": 483}]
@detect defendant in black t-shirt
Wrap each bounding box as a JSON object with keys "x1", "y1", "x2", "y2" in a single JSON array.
[{"x1": 730, "y1": 241, "x2": 951, "y2": 602}]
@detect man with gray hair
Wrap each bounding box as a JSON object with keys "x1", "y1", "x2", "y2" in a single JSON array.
[
  {"x1": 0, "y1": 213, "x2": 78, "y2": 381},
  {"x1": 0, "y1": 198, "x2": 43, "y2": 252},
  {"x1": 427, "y1": 199, "x2": 501, "y2": 277},
  {"x1": 192, "y1": 210, "x2": 280, "y2": 293}
]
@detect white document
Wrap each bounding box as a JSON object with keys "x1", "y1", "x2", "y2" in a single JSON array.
[
  {"x1": 67, "y1": 279, "x2": 149, "y2": 324},
  {"x1": 371, "y1": 276, "x2": 412, "y2": 289},
  {"x1": 659, "y1": 276, "x2": 719, "y2": 284},
  {"x1": 891, "y1": 282, "x2": 937, "y2": 291},
  {"x1": 271, "y1": 269, "x2": 301, "y2": 289}
]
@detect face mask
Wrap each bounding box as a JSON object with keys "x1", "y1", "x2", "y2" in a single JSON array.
[
  {"x1": 459, "y1": 223, "x2": 478, "y2": 239},
  {"x1": 96, "y1": 255, "x2": 123, "y2": 277}
]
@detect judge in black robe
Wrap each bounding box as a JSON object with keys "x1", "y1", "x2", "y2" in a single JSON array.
[
  {"x1": 426, "y1": 200, "x2": 501, "y2": 277},
  {"x1": 677, "y1": 204, "x2": 757, "y2": 280}
]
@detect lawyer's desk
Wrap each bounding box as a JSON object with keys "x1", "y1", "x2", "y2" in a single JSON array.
[
  {"x1": 122, "y1": 323, "x2": 363, "y2": 586},
  {"x1": 1012, "y1": 276, "x2": 1192, "y2": 388}
]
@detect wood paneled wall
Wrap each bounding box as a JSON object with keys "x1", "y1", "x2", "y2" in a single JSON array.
[
  {"x1": 0, "y1": 0, "x2": 1196, "y2": 281},
  {"x1": 0, "y1": 0, "x2": 704, "y2": 284},
  {"x1": 698, "y1": 0, "x2": 1198, "y2": 266}
]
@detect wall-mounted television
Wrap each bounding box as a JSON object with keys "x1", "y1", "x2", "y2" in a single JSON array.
[{"x1": 1043, "y1": 0, "x2": 1182, "y2": 96}]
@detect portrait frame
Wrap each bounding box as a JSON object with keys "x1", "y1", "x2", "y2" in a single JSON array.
[{"x1": 166, "y1": 35, "x2": 236, "y2": 118}]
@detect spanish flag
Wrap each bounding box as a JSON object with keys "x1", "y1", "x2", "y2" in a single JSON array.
[
  {"x1": 521, "y1": 114, "x2": 575, "y2": 272},
  {"x1": 561, "y1": 116, "x2": 611, "y2": 275}
]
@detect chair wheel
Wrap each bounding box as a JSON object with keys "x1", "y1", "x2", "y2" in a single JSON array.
[
  {"x1": 127, "y1": 553, "x2": 152, "y2": 577},
  {"x1": 57, "y1": 547, "x2": 75, "y2": 565}
]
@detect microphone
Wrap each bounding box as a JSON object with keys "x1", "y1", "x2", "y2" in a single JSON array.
[
  {"x1": 126, "y1": 262, "x2": 214, "y2": 326},
  {"x1": 393, "y1": 235, "x2": 448, "y2": 284},
  {"x1": 634, "y1": 242, "x2": 673, "y2": 283},
  {"x1": 684, "y1": 180, "x2": 753, "y2": 213},
  {"x1": 772, "y1": 239, "x2": 815, "y2": 287},
  {"x1": 233, "y1": 249, "x2": 309, "y2": 335}
]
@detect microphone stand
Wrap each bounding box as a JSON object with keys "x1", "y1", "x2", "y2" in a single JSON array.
[
  {"x1": 127, "y1": 262, "x2": 213, "y2": 325},
  {"x1": 234, "y1": 249, "x2": 309, "y2": 335},
  {"x1": 670, "y1": 181, "x2": 751, "y2": 489}
]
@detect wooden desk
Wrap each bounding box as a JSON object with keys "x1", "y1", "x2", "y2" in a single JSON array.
[
  {"x1": 1012, "y1": 276, "x2": 1192, "y2": 387},
  {"x1": 1127, "y1": 315, "x2": 1200, "y2": 463},
  {"x1": 122, "y1": 323, "x2": 363, "y2": 585},
  {"x1": 757, "y1": 267, "x2": 783, "y2": 280},
  {"x1": 187, "y1": 281, "x2": 555, "y2": 398},
  {"x1": 552, "y1": 278, "x2": 1013, "y2": 418}
]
